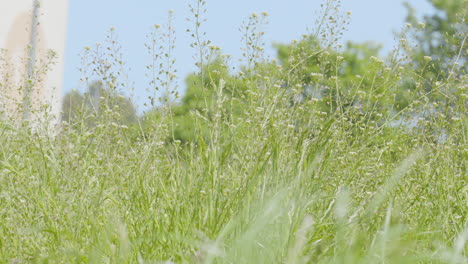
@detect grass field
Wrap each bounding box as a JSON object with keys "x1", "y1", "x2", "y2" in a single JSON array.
[{"x1": 0, "y1": 1, "x2": 467, "y2": 263}]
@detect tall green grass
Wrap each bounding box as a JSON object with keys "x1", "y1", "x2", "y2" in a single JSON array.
[{"x1": 0, "y1": 0, "x2": 467, "y2": 263}]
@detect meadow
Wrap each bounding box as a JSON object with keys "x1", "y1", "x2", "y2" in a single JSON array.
[{"x1": 0, "y1": 0, "x2": 467, "y2": 263}]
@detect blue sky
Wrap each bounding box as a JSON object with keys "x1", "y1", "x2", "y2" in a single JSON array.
[{"x1": 64, "y1": 0, "x2": 434, "y2": 112}]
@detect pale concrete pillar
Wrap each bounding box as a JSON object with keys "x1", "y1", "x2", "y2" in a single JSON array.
[{"x1": 0, "y1": 0, "x2": 69, "y2": 126}]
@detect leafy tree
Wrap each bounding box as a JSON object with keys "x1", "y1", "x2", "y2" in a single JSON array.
[
  {"x1": 404, "y1": 0, "x2": 467, "y2": 80},
  {"x1": 400, "y1": 0, "x2": 467, "y2": 119},
  {"x1": 62, "y1": 90, "x2": 85, "y2": 124},
  {"x1": 142, "y1": 55, "x2": 248, "y2": 143},
  {"x1": 61, "y1": 81, "x2": 137, "y2": 126},
  {"x1": 275, "y1": 36, "x2": 394, "y2": 115},
  {"x1": 142, "y1": 1, "x2": 464, "y2": 145},
  {"x1": 141, "y1": 36, "x2": 393, "y2": 144}
]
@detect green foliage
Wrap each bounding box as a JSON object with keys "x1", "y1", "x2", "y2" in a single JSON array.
[
  {"x1": 142, "y1": 55, "x2": 251, "y2": 143},
  {"x1": 62, "y1": 80, "x2": 137, "y2": 127},
  {"x1": 274, "y1": 35, "x2": 410, "y2": 123},
  {"x1": 62, "y1": 89, "x2": 85, "y2": 124},
  {"x1": 404, "y1": 0, "x2": 467, "y2": 76},
  {"x1": 0, "y1": 0, "x2": 467, "y2": 263},
  {"x1": 401, "y1": 0, "x2": 467, "y2": 107}
]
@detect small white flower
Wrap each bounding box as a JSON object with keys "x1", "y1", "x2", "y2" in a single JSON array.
[{"x1": 310, "y1": 72, "x2": 324, "y2": 78}]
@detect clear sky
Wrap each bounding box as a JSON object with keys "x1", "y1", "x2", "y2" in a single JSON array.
[{"x1": 64, "y1": 0, "x2": 434, "y2": 112}]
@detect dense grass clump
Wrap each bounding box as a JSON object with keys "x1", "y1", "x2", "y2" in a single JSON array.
[{"x1": 0, "y1": 0, "x2": 467, "y2": 263}]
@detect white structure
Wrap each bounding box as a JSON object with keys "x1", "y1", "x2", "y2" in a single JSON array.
[{"x1": 0, "y1": 0, "x2": 68, "y2": 125}]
